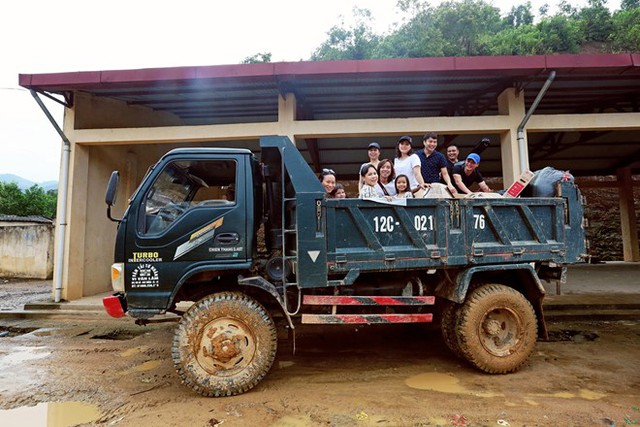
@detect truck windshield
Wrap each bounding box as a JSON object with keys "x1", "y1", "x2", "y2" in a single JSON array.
[{"x1": 142, "y1": 159, "x2": 237, "y2": 234}]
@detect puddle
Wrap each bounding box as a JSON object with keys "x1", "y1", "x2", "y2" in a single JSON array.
[
  {"x1": 271, "y1": 415, "x2": 315, "y2": 426},
  {"x1": 0, "y1": 326, "x2": 39, "y2": 337},
  {"x1": 119, "y1": 359, "x2": 162, "y2": 376},
  {"x1": 546, "y1": 329, "x2": 599, "y2": 342},
  {"x1": 405, "y1": 372, "x2": 502, "y2": 398},
  {"x1": 579, "y1": 389, "x2": 606, "y2": 400},
  {"x1": 0, "y1": 346, "x2": 50, "y2": 365},
  {"x1": 91, "y1": 329, "x2": 144, "y2": 340},
  {"x1": 278, "y1": 361, "x2": 295, "y2": 369},
  {"x1": 120, "y1": 345, "x2": 149, "y2": 357},
  {"x1": 529, "y1": 389, "x2": 605, "y2": 400},
  {"x1": 0, "y1": 401, "x2": 101, "y2": 426}
]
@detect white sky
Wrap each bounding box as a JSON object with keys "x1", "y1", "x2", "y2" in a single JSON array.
[{"x1": 0, "y1": 0, "x2": 621, "y2": 182}]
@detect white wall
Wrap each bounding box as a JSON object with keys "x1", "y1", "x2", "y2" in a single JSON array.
[{"x1": 0, "y1": 223, "x2": 54, "y2": 279}]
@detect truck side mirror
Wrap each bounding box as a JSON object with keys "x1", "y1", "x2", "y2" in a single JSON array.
[{"x1": 105, "y1": 171, "x2": 121, "y2": 222}]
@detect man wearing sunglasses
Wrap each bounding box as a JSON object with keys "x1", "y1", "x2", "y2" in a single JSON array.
[{"x1": 452, "y1": 153, "x2": 492, "y2": 194}]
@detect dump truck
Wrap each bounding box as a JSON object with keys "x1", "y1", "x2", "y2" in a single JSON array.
[{"x1": 103, "y1": 136, "x2": 586, "y2": 397}]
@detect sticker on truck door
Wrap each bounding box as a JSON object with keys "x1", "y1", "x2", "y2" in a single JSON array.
[
  {"x1": 131, "y1": 264, "x2": 159, "y2": 288},
  {"x1": 174, "y1": 217, "x2": 224, "y2": 260}
]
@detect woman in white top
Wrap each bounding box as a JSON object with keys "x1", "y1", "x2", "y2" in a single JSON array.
[
  {"x1": 375, "y1": 159, "x2": 396, "y2": 197},
  {"x1": 359, "y1": 164, "x2": 392, "y2": 201},
  {"x1": 393, "y1": 136, "x2": 427, "y2": 193}
]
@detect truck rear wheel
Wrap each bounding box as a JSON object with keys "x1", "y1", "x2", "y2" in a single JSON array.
[
  {"x1": 440, "y1": 301, "x2": 462, "y2": 358},
  {"x1": 172, "y1": 292, "x2": 277, "y2": 396},
  {"x1": 457, "y1": 284, "x2": 537, "y2": 374}
]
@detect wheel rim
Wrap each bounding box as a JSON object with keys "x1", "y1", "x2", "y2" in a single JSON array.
[
  {"x1": 477, "y1": 307, "x2": 523, "y2": 357},
  {"x1": 195, "y1": 317, "x2": 256, "y2": 376}
]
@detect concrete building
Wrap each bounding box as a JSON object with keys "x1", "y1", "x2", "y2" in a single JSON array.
[{"x1": 19, "y1": 54, "x2": 640, "y2": 300}]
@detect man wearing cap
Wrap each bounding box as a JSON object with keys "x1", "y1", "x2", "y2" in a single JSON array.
[
  {"x1": 452, "y1": 153, "x2": 492, "y2": 194},
  {"x1": 415, "y1": 132, "x2": 457, "y2": 194},
  {"x1": 359, "y1": 142, "x2": 382, "y2": 190}
]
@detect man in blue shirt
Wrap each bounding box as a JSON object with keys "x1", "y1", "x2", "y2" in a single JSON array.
[{"x1": 415, "y1": 132, "x2": 457, "y2": 194}]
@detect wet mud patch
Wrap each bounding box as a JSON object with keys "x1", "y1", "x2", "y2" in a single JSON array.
[
  {"x1": 0, "y1": 326, "x2": 39, "y2": 338},
  {"x1": 91, "y1": 329, "x2": 146, "y2": 341},
  {"x1": 546, "y1": 329, "x2": 599, "y2": 342}
]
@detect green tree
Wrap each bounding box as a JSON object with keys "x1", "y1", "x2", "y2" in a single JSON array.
[
  {"x1": 374, "y1": 5, "x2": 445, "y2": 58},
  {"x1": 610, "y1": 7, "x2": 640, "y2": 51},
  {"x1": 621, "y1": 0, "x2": 640, "y2": 10},
  {"x1": 557, "y1": 0, "x2": 579, "y2": 17},
  {"x1": 433, "y1": 0, "x2": 503, "y2": 56},
  {"x1": 537, "y1": 15, "x2": 582, "y2": 53},
  {"x1": 0, "y1": 183, "x2": 57, "y2": 218},
  {"x1": 578, "y1": 0, "x2": 613, "y2": 42},
  {"x1": 311, "y1": 8, "x2": 381, "y2": 60},
  {"x1": 241, "y1": 52, "x2": 272, "y2": 64},
  {"x1": 484, "y1": 25, "x2": 543, "y2": 55},
  {"x1": 505, "y1": 2, "x2": 535, "y2": 27}
]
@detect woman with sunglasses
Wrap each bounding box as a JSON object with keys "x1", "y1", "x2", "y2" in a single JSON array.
[{"x1": 319, "y1": 168, "x2": 336, "y2": 197}]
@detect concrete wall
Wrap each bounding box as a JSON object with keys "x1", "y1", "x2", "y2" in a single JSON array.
[{"x1": 0, "y1": 222, "x2": 54, "y2": 279}]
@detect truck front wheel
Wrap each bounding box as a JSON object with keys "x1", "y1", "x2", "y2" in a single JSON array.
[
  {"x1": 172, "y1": 292, "x2": 277, "y2": 396},
  {"x1": 457, "y1": 284, "x2": 537, "y2": 374}
]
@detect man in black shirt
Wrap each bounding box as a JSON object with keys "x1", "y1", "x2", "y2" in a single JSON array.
[
  {"x1": 452, "y1": 153, "x2": 492, "y2": 194},
  {"x1": 444, "y1": 144, "x2": 459, "y2": 178}
]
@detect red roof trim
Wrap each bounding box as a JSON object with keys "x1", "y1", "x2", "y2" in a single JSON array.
[{"x1": 18, "y1": 54, "x2": 639, "y2": 90}]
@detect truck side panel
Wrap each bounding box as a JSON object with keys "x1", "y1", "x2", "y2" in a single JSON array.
[
  {"x1": 321, "y1": 190, "x2": 583, "y2": 280},
  {"x1": 325, "y1": 198, "x2": 449, "y2": 274}
]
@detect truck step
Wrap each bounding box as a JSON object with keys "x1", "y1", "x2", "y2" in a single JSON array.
[
  {"x1": 303, "y1": 295, "x2": 435, "y2": 306},
  {"x1": 301, "y1": 313, "x2": 433, "y2": 324}
]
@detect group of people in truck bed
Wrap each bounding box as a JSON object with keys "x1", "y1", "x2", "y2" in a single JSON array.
[{"x1": 319, "y1": 132, "x2": 492, "y2": 200}]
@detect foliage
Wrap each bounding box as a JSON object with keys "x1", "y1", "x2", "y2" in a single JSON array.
[
  {"x1": 577, "y1": 0, "x2": 613, "y2": 42},
  {"x1": 610, "y1": 7, "x2": 640, "y2": 51},
  {"x1": 0, "y1": 182, "x2": 57, "y2": 218},
  {"x1": 482, "y1": 25, "x2": 543, "y2": 55},
  {"x1": 504, "y1": 2, "x2": 535, "y2": 27},
  {"x1": 241, "y1": 52, "x2": 272, "y2": 64},
  {"x1": 308, "y1": 0, "x2": 639, "y2": 61},
  {"x1": 311, "y1": 8, "x2": 381, "y2": 61},
  {"x1": 374, "y1": 5, "x2": 445, "y2": 58},
  {"x1": 536, "y1": 15, "x2": 582, "y2": 53},
  {"x1": 434, "y1": 0, "x2": 504, "y2": 56}
]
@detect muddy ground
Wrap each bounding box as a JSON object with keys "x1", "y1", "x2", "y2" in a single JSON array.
[{"x1": 0, "y1": 313, "x2": 638, "y2": 427}]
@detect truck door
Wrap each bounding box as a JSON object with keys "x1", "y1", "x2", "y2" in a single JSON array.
[{"x1": 124, "y1": 155, "x2": 250, "y2": 306}]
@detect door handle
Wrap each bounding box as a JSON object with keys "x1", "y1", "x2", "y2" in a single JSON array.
[{"x1": 215, "y1": 233, "x2": 240, "y2": 245}]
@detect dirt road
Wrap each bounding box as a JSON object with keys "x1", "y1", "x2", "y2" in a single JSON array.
[{"x1": 0, "y1": 315, "x2": 638, "y2": 427}]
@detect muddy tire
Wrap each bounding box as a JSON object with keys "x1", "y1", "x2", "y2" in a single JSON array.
[
  {"x1": 172, "y1": 292, "x2": 277, "y2": 397},
  {"x1": 440, "y1": 301, "x2": 462, "y2": 358},
  {"x1": 457, "y1": 284, "x2": 537, "y2": 374}
]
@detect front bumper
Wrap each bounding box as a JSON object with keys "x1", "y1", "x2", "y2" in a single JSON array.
[{"x1": 103, "y1": 293, "x2": 127, "y2": 318}]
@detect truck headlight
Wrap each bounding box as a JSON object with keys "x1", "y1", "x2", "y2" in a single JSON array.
[{"x1": 111, "y1": 263, "x2": 124, "y2": 292}]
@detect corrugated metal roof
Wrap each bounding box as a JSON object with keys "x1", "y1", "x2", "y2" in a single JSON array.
[{"x1": 19, "y1": 54, "x2": 640, "y2": 178}]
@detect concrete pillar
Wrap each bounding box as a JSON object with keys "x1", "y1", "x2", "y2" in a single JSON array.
[
  {"x1": 497, "y1": 88, "x2": 526, "y2": 184},
  {"x1": 62, "y1": 143, "x2": 90, "y2": 300},
  {"x1": 278, "y1": 93, "x2": 297, "y2": 145},
  {"x1": 617, "y1": 167, "x2": 639, "y2": 261}
]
